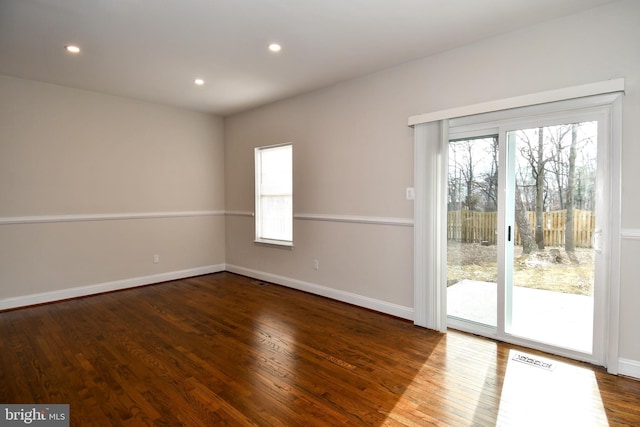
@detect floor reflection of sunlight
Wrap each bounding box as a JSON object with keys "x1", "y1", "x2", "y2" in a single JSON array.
[
  {"x1": 384, "y1": 335, "x2": 497, "y2": 426},
  {"x1": 383, "y1": 342, "x2": 610, "y2": 425},
  {"x1": 496, "y1": 350, "x2": 608, "y2": 426}
]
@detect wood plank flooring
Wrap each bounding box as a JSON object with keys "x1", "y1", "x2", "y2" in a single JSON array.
[{"x1": 1, "y1": 272, "x2": 639, "y2": 426}]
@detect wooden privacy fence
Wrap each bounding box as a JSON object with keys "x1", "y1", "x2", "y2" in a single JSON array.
[{"x1": 447, "y1": 209, "x2": 595, "y2": 248}]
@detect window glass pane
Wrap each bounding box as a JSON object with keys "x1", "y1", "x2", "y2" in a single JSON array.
[
  {"x1": 447, "y1": 136, "x2": 499, "y2": 327},
  {"x1": 260, "y1": 145, "x2": 292, "y2": 195},
  {"x1": 260, "y1": 196, "x2": 292, "y2": 241}
]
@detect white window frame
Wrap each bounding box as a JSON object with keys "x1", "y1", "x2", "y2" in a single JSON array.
[{"x1": 254, "y1": 143, "x2": 293, "y2": 246}]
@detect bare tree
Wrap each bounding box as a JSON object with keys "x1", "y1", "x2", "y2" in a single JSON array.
[
  {"x1": 517, "y1": 127, "x2": 550, "y2": 250},
  {"x1": 449, "y1": 138, "x2": 496, "y2": 212},
  {"x1": 565, "y1": 124, "x2": 578, "y2": 253},
  {"x1": 477, "y1": 137, "x2": 499, "y2": 211},
  {"x1": 448, "y1": 146, "x2": 462, "y2": 211},
  {"x1": 534, "y1": 128, "x2": 546, "y2": 249},
  {"x1": 515, "y1": 185, "x2": 536, "y2": 254},
  {"x1": 460, "y1": 141, "x2": 477, "y2": 210},
  {"x1": 547, "y1": 125, "x2": 572, "y2": 210}
]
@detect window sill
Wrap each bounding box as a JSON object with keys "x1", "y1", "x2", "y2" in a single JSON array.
[{"x1": 254, "y1": 238, "x2": 294, "y2": 248}]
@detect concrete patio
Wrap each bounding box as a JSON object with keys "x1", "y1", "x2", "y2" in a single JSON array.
[{"x1": 447, "y1": 279, "x2": 594, "y2": 353}]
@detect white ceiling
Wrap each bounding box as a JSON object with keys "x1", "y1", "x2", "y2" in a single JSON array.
[{"x1": 0, "y1": 0, "x2": 618, "y2": 116}]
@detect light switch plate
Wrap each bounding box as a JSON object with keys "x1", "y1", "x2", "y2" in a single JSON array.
[{"x1": 406, "y1": 187, "x2": 415, "y2": 200}]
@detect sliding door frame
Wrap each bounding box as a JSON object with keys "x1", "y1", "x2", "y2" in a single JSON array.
[{"x1": 412, "y1": 87, "x2": 623, "y2": 373}]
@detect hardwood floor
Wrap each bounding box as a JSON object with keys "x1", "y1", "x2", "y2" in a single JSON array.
[{"x1": 1, "y1": 272, "x2": 639, "y2": 426}]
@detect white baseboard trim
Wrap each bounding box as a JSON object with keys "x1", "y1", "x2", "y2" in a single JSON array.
[
  {"x1": 225, "y1": 264, "x2": 414, "y2": 321},
  {"x1": 618, "y1": 358, "x2": 640, "y2": 380},
  {"x1": 0, "y1": 264, "x2": 225, "y2": 311}
]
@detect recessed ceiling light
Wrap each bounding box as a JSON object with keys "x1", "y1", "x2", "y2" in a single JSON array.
[
  {"x1": 268, "y1": 43, "x2": 281, "y2": 53},
  {"x1": 194, "y1": 78, "x2": 205, "y2": 86},
  {"x1": 65, "y1": 45, "x2": 81, "y2": 54}
]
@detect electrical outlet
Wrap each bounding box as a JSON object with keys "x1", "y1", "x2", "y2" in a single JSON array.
[
  {"x1": 313, "y1": 259, "x2": 319, "y2": 270},
  {"x1": 153, "y1": 254, "x2": 160, "y2": 264}
]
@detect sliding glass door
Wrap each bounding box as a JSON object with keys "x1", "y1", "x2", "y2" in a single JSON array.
[
  {"x1": 446, "y1": 99, "x2": 613, "y2": 365},
  {"x1": 504, "y1": 122, "x2": 598, "y2": 354}
]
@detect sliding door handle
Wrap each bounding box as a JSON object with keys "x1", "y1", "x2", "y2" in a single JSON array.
[{"x1": 508, "y1": 226, "x2": 512, "y2": 242}]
